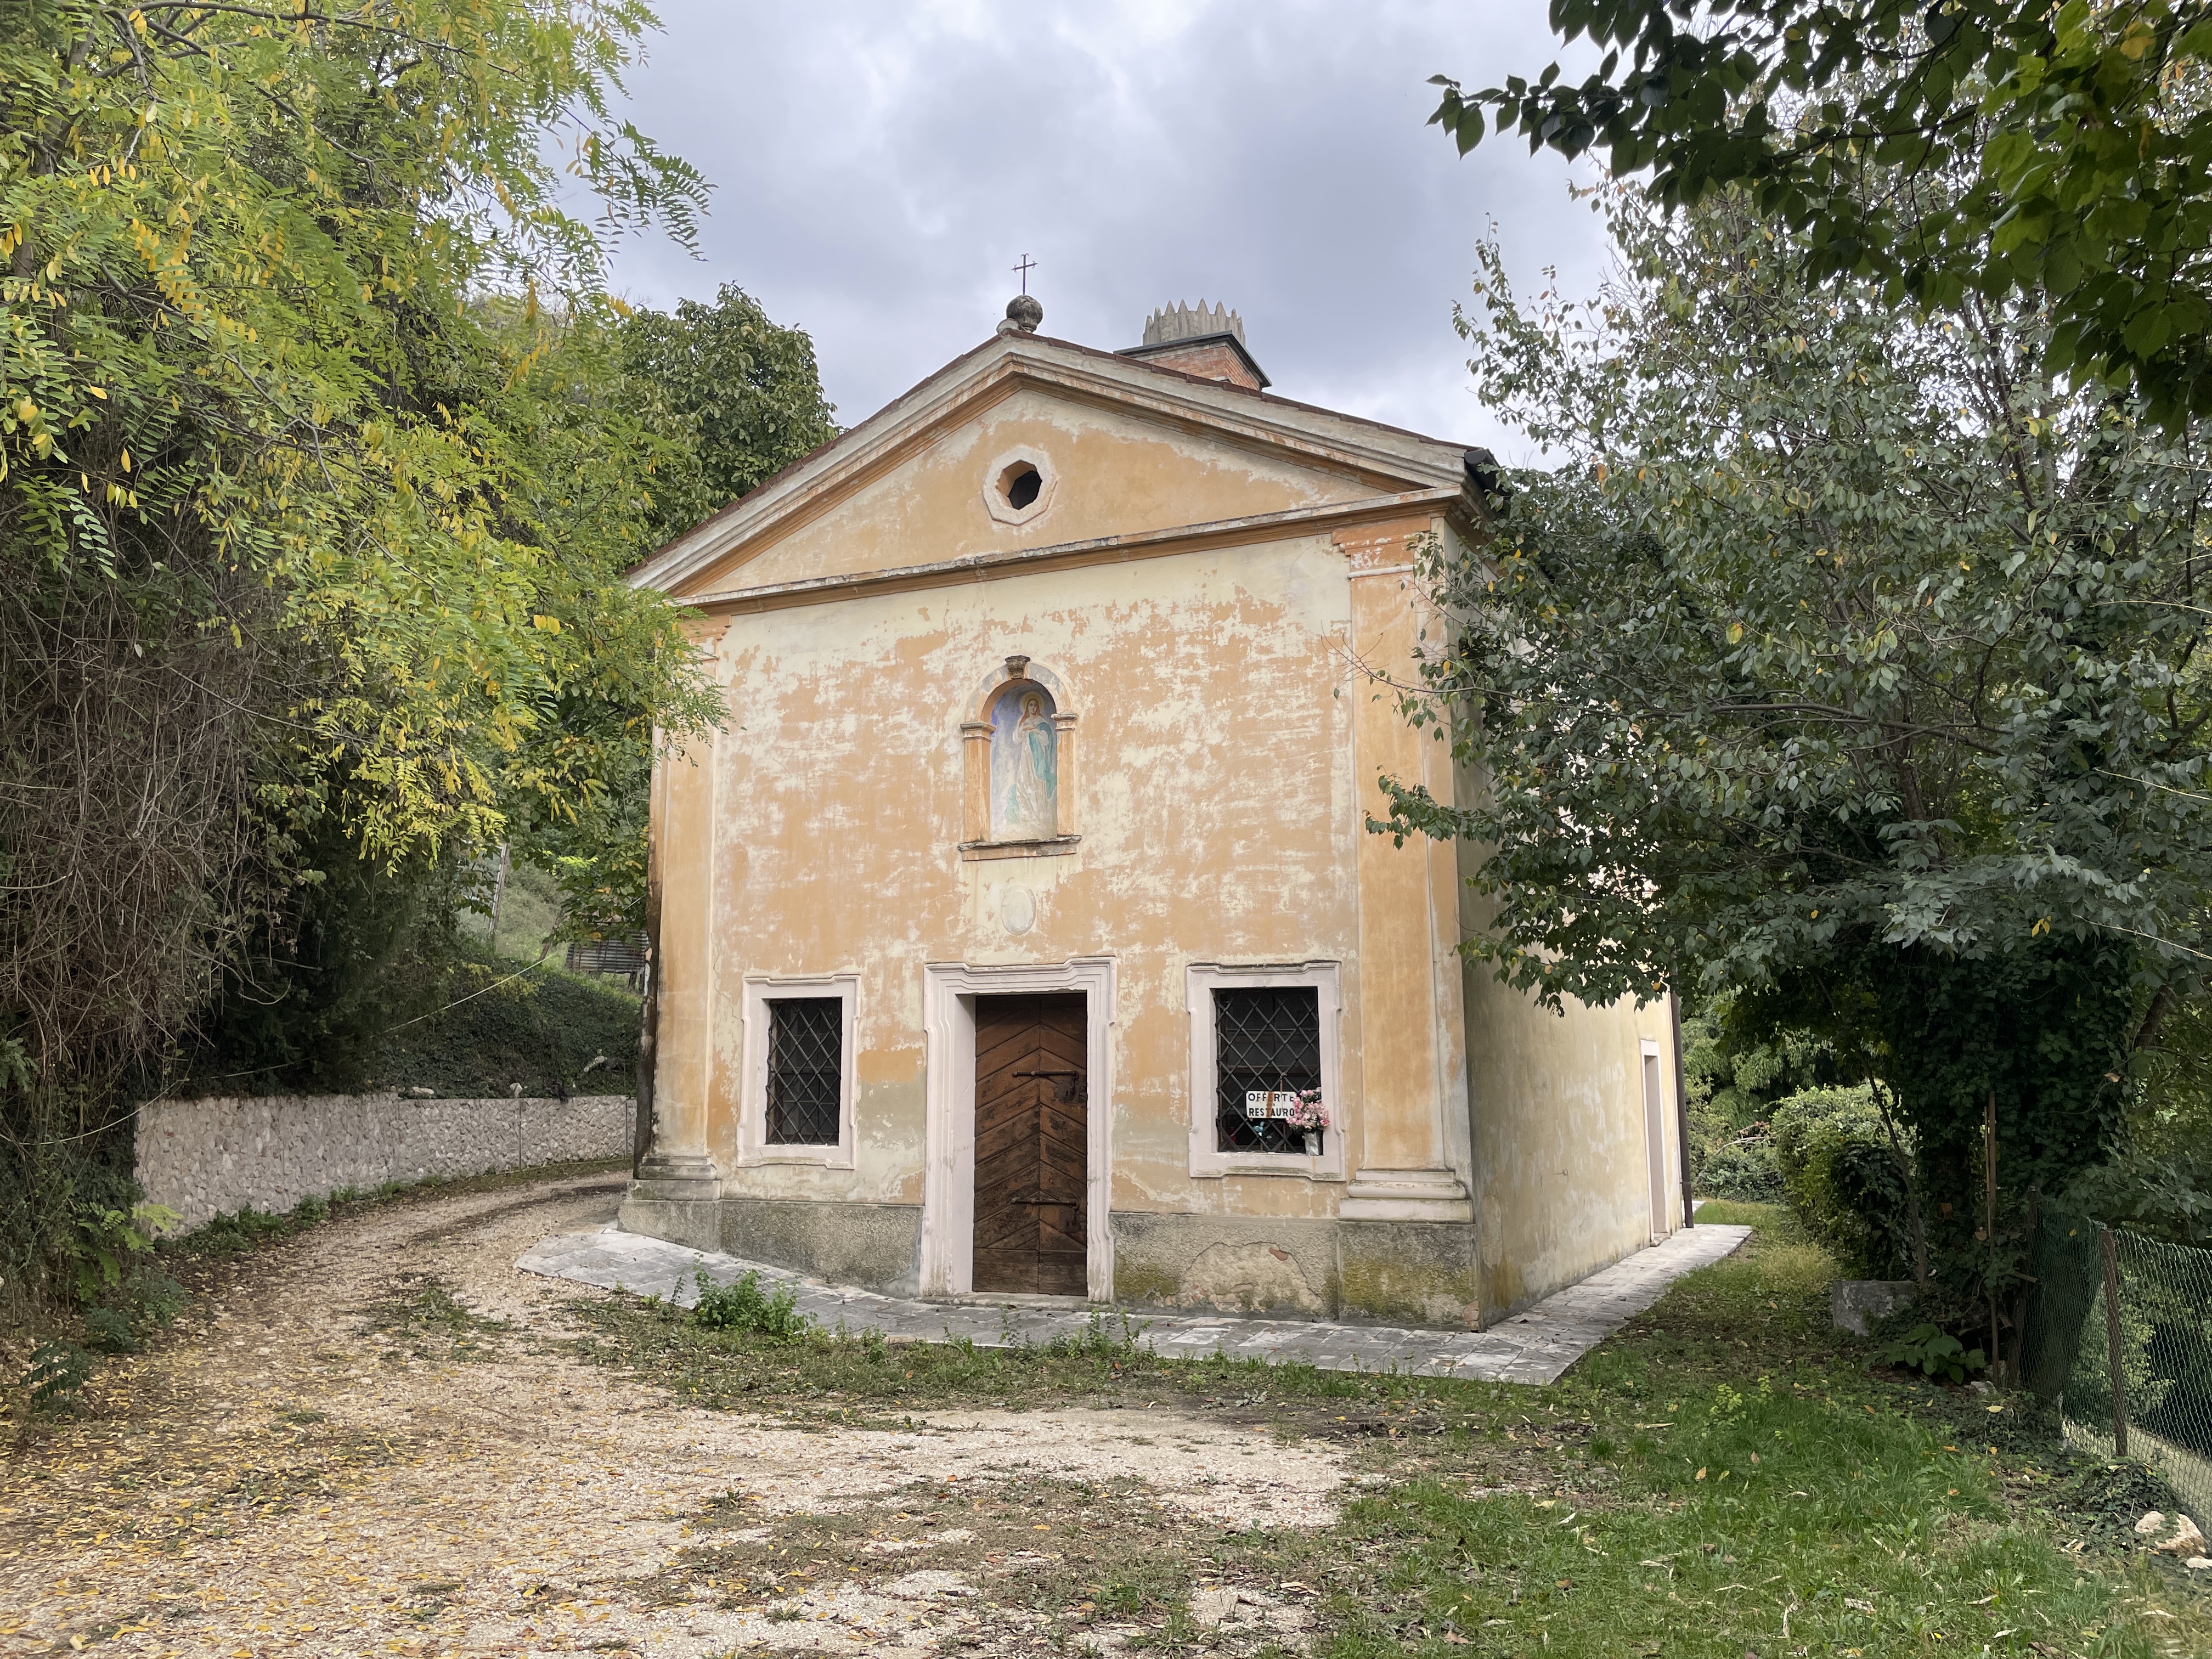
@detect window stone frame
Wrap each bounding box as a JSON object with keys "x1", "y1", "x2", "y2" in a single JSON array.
[
  {"x1": 739, "y1": 973, "x2": 859, "y2": 1168},
  {"x1": 1185, "y1": 961, "x2": 1345, "y2": 1181},
  {"x1": 981, "y1": 443, "x2": 1058, "y2": 527}
]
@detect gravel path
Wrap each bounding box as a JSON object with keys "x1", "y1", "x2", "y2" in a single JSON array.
[{"x1": 0, "y1": 1175, "x2": 1354, "y2": 1658}]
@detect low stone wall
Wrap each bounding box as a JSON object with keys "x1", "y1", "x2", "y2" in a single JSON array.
[{"x1": 136, "y1": 1092, "x2": 636, "y2": 1233}]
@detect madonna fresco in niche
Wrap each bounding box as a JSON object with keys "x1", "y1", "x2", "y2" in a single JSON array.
[{"x1": 989, "y1": 682, "x2": 1058, "y2": 840}]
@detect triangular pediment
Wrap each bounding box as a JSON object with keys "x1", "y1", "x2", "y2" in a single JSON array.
[{"x1": 629, "y1": 331, "x2": 1474, "y2": 603}]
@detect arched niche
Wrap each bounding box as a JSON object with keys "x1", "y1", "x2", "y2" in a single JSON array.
[
  {"x1": 968, "y1": 654, "x2": 1074, "y2": 720},
  {"x1": 960, "y1": 655, "x2": 1080, "y2": 858}
]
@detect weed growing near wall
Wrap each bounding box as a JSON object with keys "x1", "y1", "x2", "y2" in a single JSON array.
[{"x1": 690, "y1": 1266, "x2": 809, "y2": 1342}]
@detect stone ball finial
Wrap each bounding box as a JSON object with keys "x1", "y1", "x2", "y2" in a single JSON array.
[{"x1": 1005, "y1": 294, "x2": 1043, "y2": 333}]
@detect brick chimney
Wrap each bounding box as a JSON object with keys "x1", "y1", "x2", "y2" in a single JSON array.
[{"x1": 1116, "y1": 301, "x2": 1271, "y2": 391}]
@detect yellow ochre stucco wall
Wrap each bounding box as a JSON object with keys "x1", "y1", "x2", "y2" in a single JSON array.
[
  {"x1": 702, "y1": 535, "x2": 1359, "y2": 1209},
  {"x1": 625, "y1": 357, "x2": 1684, "y2": 1329},
  {"x1": 1459, "y1": 913, "x2": 1684, "y2": 1319}
]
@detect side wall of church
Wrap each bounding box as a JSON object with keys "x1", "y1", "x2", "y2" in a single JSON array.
[
  {"x1": 1456, "y1": 911, "x2": 1684, "y2": 1319},
  {"x1": 1427, "y1": 523, "x2": 1687, "y2": 1320}
]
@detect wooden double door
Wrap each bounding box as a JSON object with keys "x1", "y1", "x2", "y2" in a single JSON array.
[{"x1": 972, "y1": 994, "x2": 1088, "y2": 1295}]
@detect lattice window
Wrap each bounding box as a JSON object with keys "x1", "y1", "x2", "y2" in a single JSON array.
[
  {"x1": 765, "y1": 997, "x2": 843, "y2": 1146},
  {"x1": 1214, "y1": 986, "x2": 1321, "y2": 1154}
]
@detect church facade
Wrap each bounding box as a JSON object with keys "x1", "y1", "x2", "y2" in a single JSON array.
[{"x1": 619, "y1": 298, "x2": 1688, "y2": 1328}]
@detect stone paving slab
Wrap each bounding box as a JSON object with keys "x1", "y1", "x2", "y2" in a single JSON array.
[{"x1": 517, "y1": 1221, "x2": 1751, "y2": 1385}]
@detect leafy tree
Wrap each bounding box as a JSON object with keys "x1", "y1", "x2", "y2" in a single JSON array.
[
  {"x1": 2068, "y1": 983, "x2": 2212, "y2": 1242},
  {"x1": 1683, "y1": 992, "x2": 1835, "y2": 1135},
  {"x1": 1429, "y1": 1, "x2": 2212, "y2": 426},
  {"x1": 618, "y1": 282, "x2": 840, "y2": 546},
  {"x1": 187, "y1": 811, "x2": 477, "y2": 1097},
  {"x1": 493, "y1": 284, "x2": 838, "y2": 944},
  {"x1": 2, "y1": 0, "x2": 715, "y2": 869},
  {"x1": 1379, "y1": 184, "x2": 2212, "y2": 1312},
  {"x1": 0, "y1": 0, "x2": 718, "y2": 1307}
]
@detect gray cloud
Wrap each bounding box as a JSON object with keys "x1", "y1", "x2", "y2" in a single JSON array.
[{"x1": 601, "y1": 1, "x2": 1604, "y2": 461}]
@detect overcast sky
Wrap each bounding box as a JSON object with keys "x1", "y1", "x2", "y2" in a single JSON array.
[{"x1": 600, "y1": 1, "x2": 1606, "y2": 461}]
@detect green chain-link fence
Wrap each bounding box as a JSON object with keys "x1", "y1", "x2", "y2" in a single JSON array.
[{"x1": 2021, "y1": 1208, "x2": 2212, "y2": 1520}]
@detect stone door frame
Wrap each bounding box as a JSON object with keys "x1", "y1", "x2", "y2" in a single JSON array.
[
  {"x1": 1640, "y1": 1037, "x2": 1672, "y2": 1244},
  {"x1": 920, "y1": 955, "x2": 1115, "y2": 1301}
]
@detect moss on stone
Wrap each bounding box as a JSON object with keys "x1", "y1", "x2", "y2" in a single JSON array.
[
  {"x1": 1338, "y1": 1254, "x2": 1482, "y2": 1327},
  {"x1": 1110, "y1": 1259, "x2": 1183, "y2": 1306}
]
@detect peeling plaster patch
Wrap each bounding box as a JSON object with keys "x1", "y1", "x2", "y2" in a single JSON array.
[{"x1": 1177, "y1": 1242, "x2": 1324, "y2": 1316}]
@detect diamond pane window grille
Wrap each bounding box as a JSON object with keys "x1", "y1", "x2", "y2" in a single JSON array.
[
  {"x1": 766, "y1": 997, "x2": 843, "y2": 1146},
  {"x1": 1214, "y1": 986, "x2": 1321, "y2": 1154}
]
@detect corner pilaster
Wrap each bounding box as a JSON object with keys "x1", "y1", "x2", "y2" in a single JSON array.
[
  {"x1": 1342, "y1": 520, "x2": 1471, "y2": 1223},
  {"x1": 628, "y1": 639, "x2": 723, "y2": 1217}
]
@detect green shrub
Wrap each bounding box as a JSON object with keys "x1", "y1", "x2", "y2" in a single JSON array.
[
  {"x1": 690, "y1": 1264, "x2": 810, "y2": 1342},
  {"x1": 182, "y1": 1204, "x2": 296, "y2": 1255},
  {"x1": 1876, "y1": 1321, "x2": 1988, "y2": 1385},
  {"x1": 1699, "y1": 1131, "x2": 1785, "y2": 1202},
  {"x1": 82, "y1": 1305, "x2": 137, "y2": 1353},
  {"x1": 83, "y1": 1263, "x2": 189, "y2": 1352},
  {"x1": 120, "y1": 1263, "x2": 187, "y2": 1325},
  {"x1": 0, "y1": 1120, "x2": 137, "y2": 1319},
  {"x1": 69, "y1": 1201, "x2": 178, "y2": 1305},
  {"x1": 22, "y1": 1339, "x2": 94, "y2": 1414},
  {"x1": 1769, "y1": 1086, "x2": 1916, "y2": 1279}
]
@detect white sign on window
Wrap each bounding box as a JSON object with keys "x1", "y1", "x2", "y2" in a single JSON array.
[{"x1": 1244, "y1": 1091, "x2": 1300, "y2": 1120}]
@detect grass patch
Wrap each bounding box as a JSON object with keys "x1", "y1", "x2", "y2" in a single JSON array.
[
  {"x1": 566, "y1": 1293, "x2": 1483, "y2": 1433},
  {"x1": 1690, "y1": 1198, "x2": 1800, "y2": 1231},
  {"x1": 359, "y1": 1273, "x2": 515, "y2": 1364},
  {"x1": 566, "y1": 1216, "x2": 2210, "y2": 1656},
  {"x1": 1321, "y1": 1223, "x2": 2208, "y2": 1655}
]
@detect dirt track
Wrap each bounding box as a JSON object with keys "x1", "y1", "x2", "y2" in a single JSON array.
[{"x1": 1, "y1": 1174, "x2": 1344, "y2": 1656}]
